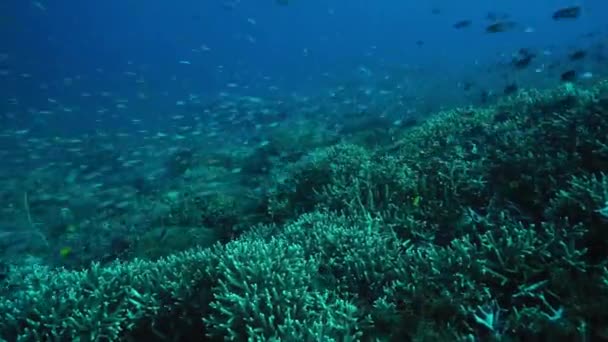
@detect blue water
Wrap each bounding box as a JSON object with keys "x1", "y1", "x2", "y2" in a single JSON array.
[
  {"x1": 2, "y1": 1, "x2": 605, "y2": 92},
  {"x1": 0, "y1": 1, "x2": 606, "y2": 137}
]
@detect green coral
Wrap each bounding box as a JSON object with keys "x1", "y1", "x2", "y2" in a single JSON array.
[
  {"x1": 3, "y1": 81, "x2": 608, "y2": 341},
  {"x1": 204, "y1": 236, "x2": 365, "y2": 340}
]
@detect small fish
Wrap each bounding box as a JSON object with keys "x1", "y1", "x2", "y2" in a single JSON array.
[
  {"x1": 412, "y1": 196, "x2": 421, "y2": 207},
  {"x1": 453, "y1": 20, "x2": 472, "y2": 29},
  {"x1": 569, "y1": 49, "x2": 586, "y2": 61},
  {"x1": 560, "y1": 70, "x2": 577, "y2": 82},
  {"x1": 512, "y1": 48, "x2": 535, "y2": 69},
  {"x1": 221, "y1": 1, "x2": 238, "y2": 10},
  {"x1": 503, "y1": 83, "x2": 518, "y2": 95},
  {"x1": 59, "y1": 246, "x2": 72, "y2": 258},
  {"x1": 486, "y1": 21, "x2": 517, "y2": 33},
  {"x1": 552, "y1": 6, "x2": 581, "y2": 20}
]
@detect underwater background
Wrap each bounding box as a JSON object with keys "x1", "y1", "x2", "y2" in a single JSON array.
[{"x1": 1, "y1": 1, "x2": 608, "y2": 341}]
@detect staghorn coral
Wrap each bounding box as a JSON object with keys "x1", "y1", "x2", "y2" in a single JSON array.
[{"x1": 2, "y1": 81, "x2": 608, "y2": 341}]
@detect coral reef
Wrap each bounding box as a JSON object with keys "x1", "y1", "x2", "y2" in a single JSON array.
[{"x1": 2, "y1": 81, "x2": 608, "y2": 340}]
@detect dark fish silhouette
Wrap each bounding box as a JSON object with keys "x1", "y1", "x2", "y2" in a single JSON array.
[
  {"x1": 552, "y1": 6, "x2": 581, "y2": 20},
  {"x1": 512, "y1": 48, "x2": 535, "y2": 69},
  {"x1": 486, "y1": 21, "x2": 517, "y2": 33},
  {"x1": 453, "y1": 20, "x2": 472, "y2": 29},
  {"x1": 569, "y1": 50, "x2": 587, "y2": 61},
  {"x1": 503, "y1": 83, "x2": 518, "y2": 95},
  {"x1": 560, "y1": 70, "x2": 577, "y2": 82}
]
